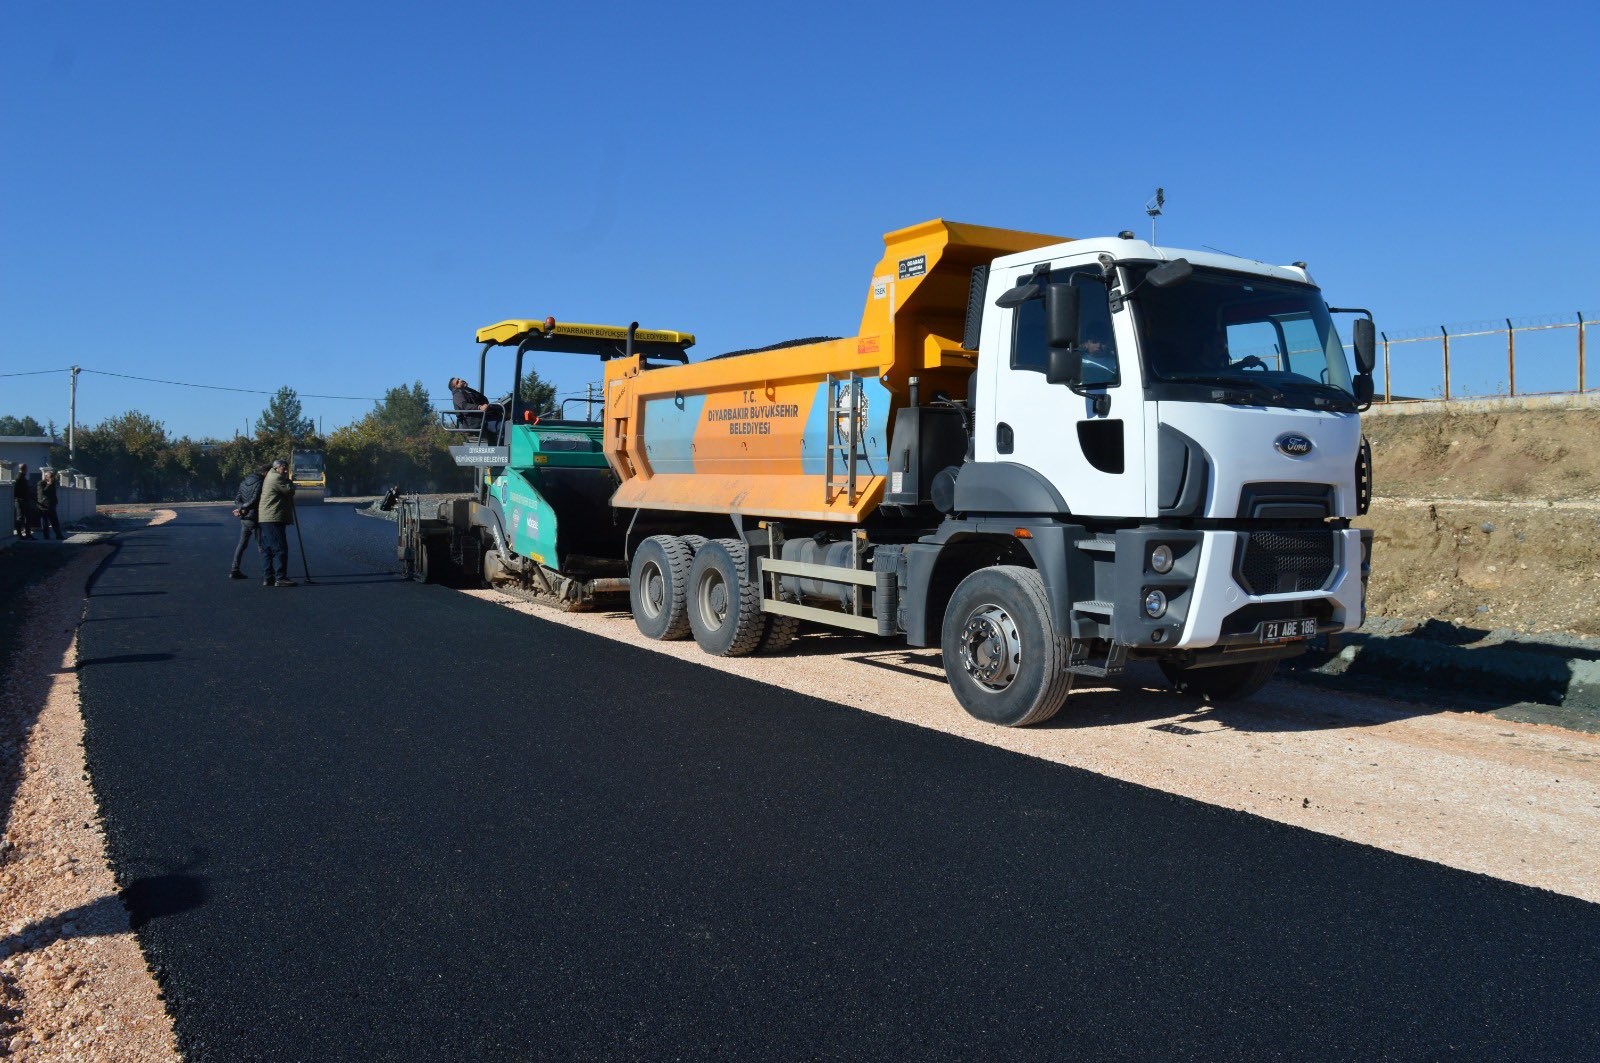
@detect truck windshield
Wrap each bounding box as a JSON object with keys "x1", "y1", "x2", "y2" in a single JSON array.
[
  {"x1": 1131, "y1": 265, "x2": 1354, "y2": 409},
  {"x1": 293, "y1": 454, "x2": 323, "y2": 475}
]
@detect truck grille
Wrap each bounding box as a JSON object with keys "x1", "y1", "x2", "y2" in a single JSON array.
[{"x1": 1234, "y1": 530, "x2": 1336, "y2": 595}]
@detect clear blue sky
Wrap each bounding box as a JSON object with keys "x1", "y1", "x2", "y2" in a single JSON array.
[{"x1": 3, "y1": 0, "x2": 1596, "y2": 440}]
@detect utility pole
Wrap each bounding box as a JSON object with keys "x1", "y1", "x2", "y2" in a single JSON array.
[
  {"x1": 586, "y1": 381, "x2": 599, "y2": 420},
  {"x1": 68, "y1": 365, "x2": 80, "y2": 461}
]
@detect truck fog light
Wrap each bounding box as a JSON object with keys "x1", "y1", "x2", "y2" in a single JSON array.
[
  {"x1": 1150, "y1": 544, "x2": 1174, "y2": 574},
  {"x1": 1143, "y1": 589, "x2": 1168, "y2": 618}
]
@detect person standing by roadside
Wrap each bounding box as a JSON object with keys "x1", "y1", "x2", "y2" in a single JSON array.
[
  {"x1": 257, "y1": 458, "x2": 297, "y2": 587},
  {"x1": 12, "y1": 464, "x2": 36, "y2": 541},
  {"x1": 229, "y1": 463, "x2": 269, "y2": 579},
  {"x1": 35, "y1": 469, "x2": 64, "y2": 540}
]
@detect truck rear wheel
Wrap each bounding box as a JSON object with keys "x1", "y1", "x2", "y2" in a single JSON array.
[
  {"x1": 941, "y1": 566, "x2": 1073, "y2": 727},
  {"x1": 758, "y1": 613, "x2": 801, "y2": 654},
  {"x1": 687, "y1": 539, "x2": 766, "y2": 657},
  {"x1": 630, "y1": 535, "x2": 693, "y2": 640},
  {"x1": 1160, "y1": 658, "x2": 1278, "y2": 702}
]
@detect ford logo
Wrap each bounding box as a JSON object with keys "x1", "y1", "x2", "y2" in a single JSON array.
[{"x1": 1276, "y1": 433, "x2": 1314, "y2": 457}]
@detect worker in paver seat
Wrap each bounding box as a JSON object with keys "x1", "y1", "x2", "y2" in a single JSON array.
[
  {"x1": 257, "y1": 459, "x2": 297, "y2": 587},
  {"x1": 449, "y1": 377, "x2": 502, "y2": 439},
  {"x1": 229, "y1": 463, "x2": 270, "y2": 580}
]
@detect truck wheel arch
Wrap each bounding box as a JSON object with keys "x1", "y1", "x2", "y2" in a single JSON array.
[{"x1": 901, "y1": 533, "x2": 1032, "y2": 647}]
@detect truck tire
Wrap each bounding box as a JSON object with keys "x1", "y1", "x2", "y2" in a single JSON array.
[
  {"x1": 681, "y1": 535, "x2": 708, "y2": 554},
  {"x1": 1160, "y1": 658, "x2": 1278, "y2": 702},
  {"x1": 630, "y1": 535, "x2": 693, "y2": 640},
  {"x1": 687, "y1": 539, "x2": 766, "y2": 657},
  {"x1": 941, "y1": 566, "x2": 1073, "y2": 727},
  {"x1": 758, "y1": 613, "x2": 801, "y2": 654}
]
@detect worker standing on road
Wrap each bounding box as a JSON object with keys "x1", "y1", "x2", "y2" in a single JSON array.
[
  {"x1": 12, "y1": 464, "x2": 36, "y2": 541},
  {"x1": 257, "y1": 459, "x2": 297, "y2": 587},
  {"x1": 229, "y1": 463, "x2": 270, "y2": 580},
  {"x1": 35, "y1": 470, "x2": 64, "y2": 540}
]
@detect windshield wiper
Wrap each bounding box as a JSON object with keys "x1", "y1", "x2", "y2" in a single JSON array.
[
  {"x1": 1163, "y1": 373, "x2": 1287, "y2": 403},
  {"x1": 1274, "y1": 379, "x2": 1357, "y2": 409}
]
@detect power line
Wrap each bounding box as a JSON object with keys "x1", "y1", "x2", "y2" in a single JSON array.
[
  {"x1": 77, "y1": 368, "x2": 377, "y2": 401},
  {"x1": 0, "y1": 368, "x2": 68, "y2": 378}
]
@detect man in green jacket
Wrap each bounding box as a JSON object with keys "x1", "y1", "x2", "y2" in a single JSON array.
[
  {"x1": 258, "y1": 458, "x2": 297, "y2": 587},
  {"x1": 36, "y1": 469, "x2": 64, "y2": 540}
]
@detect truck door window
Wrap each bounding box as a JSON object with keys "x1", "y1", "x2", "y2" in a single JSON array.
[{"x1": 1010, "y1": 268, "x2": 1119, "y2": 387}]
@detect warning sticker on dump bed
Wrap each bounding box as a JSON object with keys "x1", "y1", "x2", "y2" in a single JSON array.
[{"x1": 897, "y1": 254, "x2": 926, "y2": 280}]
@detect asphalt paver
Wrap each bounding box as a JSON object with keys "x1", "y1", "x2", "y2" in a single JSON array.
[{"x1": 76, "y1": 504, "x2": 1600, "y2": 1059}]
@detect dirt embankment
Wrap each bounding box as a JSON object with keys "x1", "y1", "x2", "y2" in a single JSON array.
[
  {"x1": 1364, "y1": 406, "x2": 1600, "y2": 500},
  {"x1": 1359, "y1": 407, "x2": 1600, "y2": 636}
]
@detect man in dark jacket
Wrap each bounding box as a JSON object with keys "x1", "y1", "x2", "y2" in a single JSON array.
[
  {"x1": 35, "y1": 470, "x2": 64, "y2": 540},
  {"x1": 450, "y1": 377, "x2": 502, "y2": 438},
  {"x1": 13, "y1": 464, "x2": 36, "y2": 540},
  {"x1": 229, "y1": 463, "x2": 269, "y2": 579},
  {"x1": 257, "y1": 458, "x2": 297, "y2": 587}
]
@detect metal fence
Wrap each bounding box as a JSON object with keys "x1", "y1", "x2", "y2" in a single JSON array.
[{"x1": 1372, "y1": 312, "x2": 1596, "y2": 403}]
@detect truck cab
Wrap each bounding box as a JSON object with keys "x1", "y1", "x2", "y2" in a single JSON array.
[{"x1": 921, "y1": 236, "x2": 1373, "y2": 708}]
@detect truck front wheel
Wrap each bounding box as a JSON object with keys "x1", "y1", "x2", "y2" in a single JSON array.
[
  {"x1": 1160, "y1": 658, "x2": 1278, "y2": 702},
  {"x1": 941, "y1": 566, "x2": 1073, "y2": 727}
]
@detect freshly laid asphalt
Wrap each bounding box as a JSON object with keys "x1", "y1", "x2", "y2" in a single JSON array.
[{"x1": 75, "y1": 504, "x2": 1600, "y2": 1060}]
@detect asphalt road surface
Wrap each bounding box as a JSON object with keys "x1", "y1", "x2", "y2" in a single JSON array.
[{"x1": 78, "y1": 503, "x2": 1600, "y2": 1060}]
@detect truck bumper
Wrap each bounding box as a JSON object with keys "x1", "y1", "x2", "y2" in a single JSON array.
[{"x1": 1170, "y1": 527, "x2": 1368, "y2": 649}]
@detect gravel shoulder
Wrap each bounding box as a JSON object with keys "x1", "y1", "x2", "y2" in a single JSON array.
[
  {"x1": 468, "y1": 589, "x2": 1600, "y2": 905},
  {"x1": 0, "y1": 518, "x2": 178, "y2": 1061}
]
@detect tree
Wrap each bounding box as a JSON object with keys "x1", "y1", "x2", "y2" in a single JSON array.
[
  {"x1": 73, "y1": 411, "x2": 171, "y2": 502},
  {"x1": 373, "y1": 381, "x2": 436, "y2": 436},
  {"x1": 517, "y1": 370, "x2": 556, "y2": 417},
  {"x1": 0, "y1": 414, "x2": 48, "y2": 436},
  {"x1": 255, "y1": 386, "x2": 315, "y2": 447}
]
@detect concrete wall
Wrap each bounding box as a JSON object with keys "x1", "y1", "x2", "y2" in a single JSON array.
[{"x1": 1368, "y1": 391, "x2": 1600, "y2": 417}]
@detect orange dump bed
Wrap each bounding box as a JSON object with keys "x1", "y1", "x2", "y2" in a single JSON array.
[{"x1": 602, "y1": 219, "x2": 1066, "y2": 523}]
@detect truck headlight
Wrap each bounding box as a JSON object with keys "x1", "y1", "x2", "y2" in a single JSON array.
[
  {"x1": 1143, "y1": 589, "x2": 1168, "y2": 618},
  {"x1": 1150, "y1": 544, "x2": 1174, "y2": 574}
]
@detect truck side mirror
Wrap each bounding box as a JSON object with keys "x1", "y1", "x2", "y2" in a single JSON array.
[
  {"x1": 1353, "y1": 374, "x2": 1374, "y2": 407},
  {"x1": 1045, "y1": 282, "x2": 1080, "y2": 349},
  {"x1": 1352, "y1": 317, "x2": 1377, "y2": 376},
  {"x1": 1047, "y1": 346, "x2": 1082, "y2": 387}
]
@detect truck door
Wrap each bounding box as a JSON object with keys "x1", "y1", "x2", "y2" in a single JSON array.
[{"x1": 979, "y1": 256, "x2": 1147, "y2": 519}]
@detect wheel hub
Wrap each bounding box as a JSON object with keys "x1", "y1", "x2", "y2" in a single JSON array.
[
  {"x1": 960, "y1": 606, "x2": 1021, "y2": 691},
  {"x1": 699, "y1": 572, "x2": 729, "y2": 629},
  {"x1": 641, "y1": 561, "x2": 664, "y2": 618}
]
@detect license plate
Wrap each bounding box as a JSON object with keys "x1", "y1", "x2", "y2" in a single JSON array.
[{"x1": 1260, "y1": 618, "x2": 1318, "y2": 643}]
